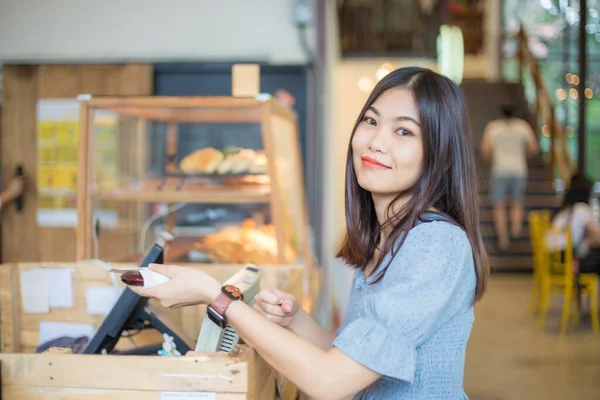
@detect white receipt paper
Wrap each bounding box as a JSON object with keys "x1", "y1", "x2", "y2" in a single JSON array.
[
  {"x1": 140, "y1": 269, "x2": 170, "y2": 288},
  {"x1": 46, "y1": 268, "x2": 74, "y2": 308},
  {"x1": 20, "y1": 269, "x2": 50, "y2": 313},
  {"x1": 86, "y1": 286, "x2": 121, "y2": 315},
  {"x1": 161, "y1": 392, "x2": 216, "y2": 400},
  {"x1": 39, "y1": 321, "x2": 96, "y2": 345}
]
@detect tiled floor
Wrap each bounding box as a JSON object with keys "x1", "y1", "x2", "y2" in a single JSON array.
[{"x1": 465, "y1": 275, "x2": 600, "y2": 400}]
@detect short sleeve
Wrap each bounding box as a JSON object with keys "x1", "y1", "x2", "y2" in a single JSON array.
[
  {"x1": 572, "y1": 204, "x2": 596, "y2": 244},
  {"x1": 519, "y1": 120, "x2": 535, "y2": 141},
  {"x1": 482, "y1": 121, "x2": 495, "y2": 142},
  {"x1": 333, "y1": 221, "x2": 475, "y2": 384},
  {"x1": 574, "y1": 203, "x2": 594, "y2": 225}
]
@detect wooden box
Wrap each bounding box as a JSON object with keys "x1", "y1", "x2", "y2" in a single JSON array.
[
  {"x1": 0, "y1": 346, "x2": 274, "y2": 399},
  {"x1": 0, "y1": 262, "x2": 304, "y2": 399}
]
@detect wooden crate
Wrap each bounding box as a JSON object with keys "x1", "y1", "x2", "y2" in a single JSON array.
[
  {"x1": 0, "y1": 262, "x2": 304, "y2": 399},
  {"x1": 0, "y1": 345, "x2": 275, "y2": 399}
]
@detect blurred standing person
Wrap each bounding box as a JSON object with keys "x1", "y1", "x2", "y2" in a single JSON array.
[{"x1": 481, "y1": 105, "x2": 538, "y2": 250}]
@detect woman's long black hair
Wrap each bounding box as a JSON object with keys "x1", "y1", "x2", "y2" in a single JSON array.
[
  {"x1": 554, "y1": 172, "x2": 593, "y2": 217},
  {"x1": 336, "y1": 67, "x2": 489, "y2": 302}
]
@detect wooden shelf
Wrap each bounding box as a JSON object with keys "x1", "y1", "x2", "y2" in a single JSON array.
[{"x1": 91, "y1": 181, "x2": 271, "y2": 204}]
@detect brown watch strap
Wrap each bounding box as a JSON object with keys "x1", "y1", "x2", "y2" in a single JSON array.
[{"x1": 211, "y1": 292, "x2": 233, "y2": 315}]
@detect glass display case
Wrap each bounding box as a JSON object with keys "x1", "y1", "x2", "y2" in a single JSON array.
[{"x1": 76, "y1": 96, "x2": 313, "y2": 272}]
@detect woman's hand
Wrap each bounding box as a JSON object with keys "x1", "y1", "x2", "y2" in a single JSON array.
[
  {"x1": 128, "y1": 263, "x2": 221, "y2": 308},
  {"x1": 253, "y1": 288, "x2": 299, "y2": 328}
]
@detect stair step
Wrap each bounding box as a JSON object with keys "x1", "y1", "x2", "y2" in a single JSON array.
[
  {"x1": 479, "y1": 207, "x2": 555, "y2": 222},
  {"x1": 477, "y1": 167, "x2": 550, "y2": 181},
  {"x1": 484, "y1": 240, "x2": 532, "y2": 254},
  {"x1": 478, "y1": 180, "x2": 556, "y2": 195},
  {"x1": 489, "y1": 256, "x2": 533, "y2": 272},
  {"x1": 481, "y1": 225, "x2": 532, "y2": 239},
  {"x1": 475, "y1": 155, "x2": 548, "y2": 170},
  {"x1": 479, "y1": 195, "x2": 560, "y2": 209}
]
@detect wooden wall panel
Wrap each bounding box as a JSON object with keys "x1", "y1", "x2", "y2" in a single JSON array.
[
  {"x1": 1, "y1": 64, "x2": 153, "y2": 263},
  {"x1": 37, "y1": 65, "x2": 80, "y2": 98},
  {"x1": 1, "y1": 66, "x2": 41, "y2": 262}
]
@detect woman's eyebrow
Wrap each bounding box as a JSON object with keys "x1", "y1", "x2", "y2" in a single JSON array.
[
  {"x1": 395, "y1": 116, "x2": 421, "y2": 127},
  {"x1": 368, "y1": 106, "x2": 421, "y2": 127},
  {"x1": 367, "y1": 106, "x2": 421, "y2": 128}
]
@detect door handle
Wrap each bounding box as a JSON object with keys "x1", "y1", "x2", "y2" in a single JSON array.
[{"x1": 15, "y1": 164, "x2": 24, "y2": 212}]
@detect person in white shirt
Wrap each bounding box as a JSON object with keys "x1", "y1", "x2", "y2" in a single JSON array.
[
  {"x1": 481, "y1": 105, "x2": 539, "y2": 250},
  {"x1": 547, "y1": 173, "x2": 600, "y2": 273}
]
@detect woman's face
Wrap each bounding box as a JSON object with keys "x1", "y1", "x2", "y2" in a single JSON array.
[{"x1": 352, "y1": 88, "x2": 424, "y2": 198}]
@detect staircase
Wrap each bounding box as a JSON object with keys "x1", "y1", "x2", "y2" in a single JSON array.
[{"x1": 461, "y1": 80, "x2": 559, "y2": 272}]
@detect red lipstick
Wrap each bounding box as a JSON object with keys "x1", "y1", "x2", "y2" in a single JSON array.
[{"x1": 361, "y1": 156, "x2": 391, "y2": 170}]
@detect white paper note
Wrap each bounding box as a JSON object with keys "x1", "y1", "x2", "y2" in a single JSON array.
[
  {"x1": 161, "y1": 392, "x2": 216, "y2": 400},
  {"x1": 39, "y1": 321, "x2": 96, "y2": 345},
  {"x1": 20, "y1": 269, "x2": 50, "y2": 313},
  {"x1": 46, "y1": 268, "x2": 74, "y2": 308},
  {"x1": 86, "y1": 286, "x2": 121, "y2": 315}
]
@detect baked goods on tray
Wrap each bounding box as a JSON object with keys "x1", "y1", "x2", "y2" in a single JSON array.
[
  {"x1": 194, "y1": 219, "x2": 296, "y2": 264},
  {"x1": 180, "y1": 147, "x2": 224, "y2": 174},
  {"x1": 180, "y1": 147, "x2": 267, "y2": 175}
]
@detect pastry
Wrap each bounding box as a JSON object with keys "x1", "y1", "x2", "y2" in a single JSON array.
[
  {"x1": 230, "y1": 149, "x2": 256, "y2": 174},
  {"x1": 216, "y1": 147, "x2": 241, "y2": 174},
  {"x1": 180, "y1": 148, "x2": 224, "y2": 174},
  {"x1": 195, "y1": 219, "x2": 297, "y2": 265},
  {"x1": 248, "y1": 150, "x2": 268, "y2": 174}
]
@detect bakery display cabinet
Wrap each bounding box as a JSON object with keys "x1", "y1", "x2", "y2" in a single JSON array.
[{"x1": 76, "y1": 96, "x2": 314, "y2": 275}]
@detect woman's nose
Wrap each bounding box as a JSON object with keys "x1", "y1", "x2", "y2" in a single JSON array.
[{"x1": 367, "y1": 128, "x2": 387, "y2": 154}]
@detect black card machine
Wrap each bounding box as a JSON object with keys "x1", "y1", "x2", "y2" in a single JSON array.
[{"x1": 83, "y1": 233, "x2": 193, "y2": 355}]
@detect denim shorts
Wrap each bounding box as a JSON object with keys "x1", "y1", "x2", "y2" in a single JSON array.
[{"x1": 491, "y1": 175, "x2": 527, "y2": 202}]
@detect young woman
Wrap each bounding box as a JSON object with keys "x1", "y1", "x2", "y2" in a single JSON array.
[
  {"x1": 130, "y1": 67, "x2": 489, "y2": 399},
  {"x1": 547, "y1": 173, "x2": 600, "y2": 273}
]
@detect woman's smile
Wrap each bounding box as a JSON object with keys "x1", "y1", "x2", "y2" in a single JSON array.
[{"x1": 361, "y1": 156, "x2": 391, "y2": 170}]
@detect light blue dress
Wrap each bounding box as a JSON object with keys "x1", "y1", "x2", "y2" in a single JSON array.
[{"x1": 333, "y1": 217, "x2": 476, "y2": 399}]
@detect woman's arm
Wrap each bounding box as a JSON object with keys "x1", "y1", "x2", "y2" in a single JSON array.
[
  {"x1": 287, "y1": 308, "x2": 336, "y2": 350},
  {"x1": 228, "y1": 300, "x2": 379, "y2": 400},
  {"x1": 130, "y1": 265, "x2": 379, "y2": 400},
  {"x1": 586, "y1": 220, "x2": 600, "y2": 247},
  {"x1": 253, "y1": 288, "x2": 335, "y2": 350}
]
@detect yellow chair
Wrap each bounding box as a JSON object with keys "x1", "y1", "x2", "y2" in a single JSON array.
[
  {"x1": 536, "y1": 224, "x2": 600, "y2": 335},
  {"x1": 528, "y1": 210, "x2": 551, "y2": 316}
]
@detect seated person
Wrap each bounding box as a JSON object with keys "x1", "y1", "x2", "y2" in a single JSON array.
[{"x1": 546, "y1": 173, "x2": 600, "y2": 273}]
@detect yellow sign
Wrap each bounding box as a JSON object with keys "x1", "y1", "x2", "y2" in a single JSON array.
[{"x1": 37, "y1": 100, "x2": 119, "y2": 225}]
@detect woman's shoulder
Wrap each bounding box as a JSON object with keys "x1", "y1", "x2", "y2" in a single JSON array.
[
  {"x1": 408, "y1": 217, "x2": 470, "y2": 246},
  {"x1": 573, "y1": 202, "x2": 593, "y2": 214},
  {"x1": 387, "y1": 218, "x2": 473, "y2": 273},
  {"x1": 378, "y1": 218, "x2": 476, "y2": 301}
]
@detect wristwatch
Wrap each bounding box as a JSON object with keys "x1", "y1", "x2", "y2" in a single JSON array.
[{"x1": 207, "y1": 285, "x2": 244, "y2": 328}]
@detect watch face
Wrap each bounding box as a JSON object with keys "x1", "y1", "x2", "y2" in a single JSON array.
[
  {"x1": 207, "y1": 305, "x2": 227, "y2": 328},
  {"x1": 222, "y1": 285, "x2": 244, "y2": 301}
]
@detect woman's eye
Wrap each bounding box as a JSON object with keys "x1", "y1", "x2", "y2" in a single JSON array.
[
  {"x1": 396, "y1": 128, "x2": 413, "y2": 136},
  {"x1": 362, "y1": 117, "x2": 376, "y2": 126}
]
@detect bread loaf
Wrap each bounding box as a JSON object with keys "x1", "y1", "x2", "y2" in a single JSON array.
[{"x1": 180, "y1": 148, "x2": 223, "y2": 174}]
